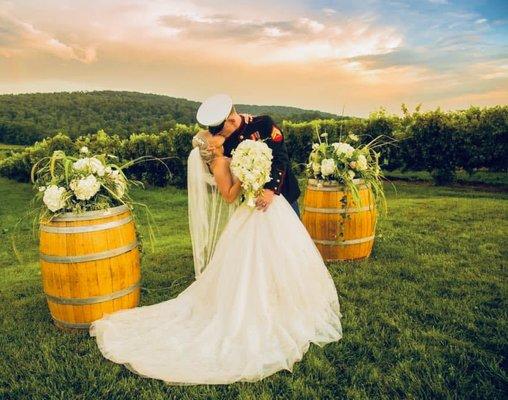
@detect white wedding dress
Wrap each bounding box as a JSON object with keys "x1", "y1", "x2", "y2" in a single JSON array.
[{"x1": 89, "y1": 151, "x2": 342, "y2": 385}]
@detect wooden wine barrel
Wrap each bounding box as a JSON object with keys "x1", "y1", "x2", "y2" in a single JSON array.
[
  {"x1": 302, "y1": 179, "x2": 376, "y2": 261},
  {"x1": 39, "y1": 204, "x2": 141, "y2": 330}
]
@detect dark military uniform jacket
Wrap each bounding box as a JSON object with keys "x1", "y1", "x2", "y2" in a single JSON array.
[{"x1": 223, "y1": 115, "x2": 301, "y2": 204}]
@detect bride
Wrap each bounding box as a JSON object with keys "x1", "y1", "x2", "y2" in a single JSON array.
[{"x1": 89, "y1": 130, "x2": 343, "y2": 385}]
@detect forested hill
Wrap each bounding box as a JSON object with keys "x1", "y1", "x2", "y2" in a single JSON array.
[{"x1": 0, "y1": 91, "x2": 339, "y2": 144}]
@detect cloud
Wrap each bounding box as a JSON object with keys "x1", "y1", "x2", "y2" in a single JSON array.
[
  {"x1": 158, "y1": 12, "x2": 403, "y2": 63},
  {"x1": 0, "y1": 9, "x2": 96, "y2": 63}
]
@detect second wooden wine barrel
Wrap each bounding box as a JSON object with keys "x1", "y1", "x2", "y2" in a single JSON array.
[
  {"x1": 302, "y1": 179, "x2": 376, "y2": 261},
  {"x1": 39, "y1": 204, "x2": 141, "y2": 330}
]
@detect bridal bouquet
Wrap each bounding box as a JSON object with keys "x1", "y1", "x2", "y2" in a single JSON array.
[
  {"x1": 305, "y1": 132, "x2": 386, "y2": 208},
  {"x1": 30, "y1": 146, "x2": 141, "y2": 218},
  {"x1": 230, "y1": 140, "x2": 273, "y2": 208}
]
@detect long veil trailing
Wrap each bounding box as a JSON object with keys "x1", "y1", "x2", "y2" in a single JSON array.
[{"x1": 187, "y1": 147, "x2": 238, "y2": 278}]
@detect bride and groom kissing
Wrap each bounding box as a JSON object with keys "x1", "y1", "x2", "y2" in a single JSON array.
[{"x1": 89, "y1": 94, "x2": 343, "y2": 385}]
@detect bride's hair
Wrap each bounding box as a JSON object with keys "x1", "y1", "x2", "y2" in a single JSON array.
[{"x1": 192, "y1": 131, "x2": 214, "y2": 165}]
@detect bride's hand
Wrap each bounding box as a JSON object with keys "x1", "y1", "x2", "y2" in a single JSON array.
[{"x1": 239, "y1": 113, "x2": 254, "y2": 124}]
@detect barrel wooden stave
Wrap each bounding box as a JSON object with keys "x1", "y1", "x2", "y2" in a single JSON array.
[
  {"x1": 39, "y1": 206, "x2": 141, "y2": 329},
  {"x1": 302, "y1": 182, "x2": 376, "y2": 261}
]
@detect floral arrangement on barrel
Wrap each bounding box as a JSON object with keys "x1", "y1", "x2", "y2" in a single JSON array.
[
  {"x1": 33, "y1": 146, "x2": 136, "y2": 216},
  {"x1": 305, "y1": 131, "x2": 388, "y2": 210}
]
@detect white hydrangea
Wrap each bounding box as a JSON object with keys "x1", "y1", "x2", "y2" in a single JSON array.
[
  {"x1": 320, "y1": 158, "x2": 336, "y2": 177},
  {"x1": 69, "y1": 174, "x2": 101, "y2": 200},
  {"x1": 43, "y1": 185, "x2": 67, "y2": 212},
  {"x1": 230, "y1": 140, "x2": 273, "y2": 208},
  {"x1": 332, "y1": 142, "x2": 355, "y2": 157},
  {"x1": 72, "y1": 157, "x2": 105, "y2": 176},
  {"x1": 356, "y1": 154, "x2": 368, "y2": 171}
]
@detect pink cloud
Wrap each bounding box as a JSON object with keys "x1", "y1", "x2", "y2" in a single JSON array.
[{"x1": 0, "y1": 9, "x2": 97, "y2": 63}]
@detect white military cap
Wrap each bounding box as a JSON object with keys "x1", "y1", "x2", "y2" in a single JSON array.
[{"x1": 196, "y1": 94, "x2": 233, "y2": 127}]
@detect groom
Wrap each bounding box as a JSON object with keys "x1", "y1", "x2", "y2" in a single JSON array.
[{"x1": 196, "y1": 94, "x2": 301, "y2": 216}]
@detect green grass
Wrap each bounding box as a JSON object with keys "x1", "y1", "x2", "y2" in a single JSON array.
[
  {"x1": 0, "y1": 177, "x2": 507, "y2": 399},
  {"x1": 383, "y1": 168, "x2": 508, "y2": 187}
]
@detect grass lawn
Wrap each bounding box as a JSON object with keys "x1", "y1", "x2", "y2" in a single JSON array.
[{"x1": 0, "y1": 177, "x2": 507, "y2": 399}]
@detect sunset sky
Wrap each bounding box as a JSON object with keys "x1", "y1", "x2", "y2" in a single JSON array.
[{"x1": 1, "y1": 0, "x2": 507, "y2": 116}]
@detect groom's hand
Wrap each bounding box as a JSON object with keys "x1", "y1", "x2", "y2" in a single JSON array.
[
  {"x1": 256, "y1": 189, "x2": 275, "y2": 212},
  {"x1": 239, "y1": 113, "x2": 254, "y2": 124}
]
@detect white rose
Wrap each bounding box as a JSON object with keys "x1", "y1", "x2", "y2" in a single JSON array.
[
  {"x1": 72, "y1": 158, "x2": 88, "y2": 171},
  {"x1": 356, "y1": 155, "x2": 368, "y2": 171},
  {"x1": 88, "y1": 157, "x2": 105, "y2": 176},
  {"x1": 70, "y1": 174, "x2": 101, "y2": 200},
  {"x1": 320, "y1": 158, "x2": 336, "y2": 177},
  {"x1": 72, "y1": 157, "x2": 105, "y2": 176},
  {"x1": 43, "y1": 185, "x2": 66, "y2": 212},
  {"x1": 332, "y1": 142, "x2": 355, "y2": 157},
  {"x1": 80, "y1": 146, "x2": 89, "y2": 154},
  {"x1": 348, "y1": 170, "x2": 355, "y2": 179}
]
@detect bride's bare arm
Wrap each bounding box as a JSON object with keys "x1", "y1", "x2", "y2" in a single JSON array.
[{"x1": 210, "y1": 158, "x2": 242, "y2": 203}]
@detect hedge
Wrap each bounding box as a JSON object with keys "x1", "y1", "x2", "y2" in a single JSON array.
[{"x1": 0, "y1": 106, "x2": 506, "y2": 186}]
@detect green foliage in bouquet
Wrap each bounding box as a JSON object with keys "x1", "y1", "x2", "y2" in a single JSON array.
[{"x1": 305, "y1": 128, "x2": 390, "y2": 211}]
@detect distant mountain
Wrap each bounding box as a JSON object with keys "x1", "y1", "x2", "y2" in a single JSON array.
[{"x1": 0, "y1": 91, "x2": 341, "y2": 145}]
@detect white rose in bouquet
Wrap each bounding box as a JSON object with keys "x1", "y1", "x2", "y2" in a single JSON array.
[
  {"x1": 70, "y1": 174, "x2": 101, "y2": 200},
  {"x1": 332, "y1": 142, "x2": 354, "y2": 157},
  {"x1": 230, "y1": 140, "x2": 273, "y2": 208},
  {"x1": 356, "y1": 154, "x2": 368, "y2": 171},
  {"x1": 43, "y1": 185, "x2": 67, "y2": 212},
  {"x1": 72, "y1": 157, "x2": 105, "y2": 176},
  {"x1": 320, "y1": 158, "x2": 336, "y2": 177},
  {"x1": 89, "y1": 157, "x2": 106, "y2": 176},
  {"x1": 347, "y1": 170, "x2": 355, "y2": 179}
]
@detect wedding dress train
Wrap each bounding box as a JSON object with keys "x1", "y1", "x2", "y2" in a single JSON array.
[{"x1": 89, "y1": 194, "x2": 342, "y2": 385}]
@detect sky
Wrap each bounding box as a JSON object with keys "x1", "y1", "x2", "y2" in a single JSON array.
[{"x1": 0, "y1": 0, "x2": 507, "y2": 116}]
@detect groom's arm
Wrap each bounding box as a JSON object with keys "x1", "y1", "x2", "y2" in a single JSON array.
[{"x1": 261, "y1": 117, "x2": 289, "y2": 195}]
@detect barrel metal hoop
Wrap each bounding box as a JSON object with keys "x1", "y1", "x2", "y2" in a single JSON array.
[
  {"x1": 313, "y1": 235, "x2": 375, "y2": 246},
  {"x1": 303, "y1": 205, "x2": 373, "y2": 214},
  {"x1": 307, "y1": 184, "x2": 368, "y2": 192},
  {"x1": 40, "y1": 241, "x2": 138, "y2": 263},
  {"x1": 45, "y1": 281, "x2": 140, "y2": 305},
  {"x1": 40, "y1": 215, "x2": 133, "y2": 234},
  {"x1": 51, "y1": 205, "x2": 130, "y2": 221},
  {"x1": 52, "y1": 318, "x2": 91, "y2": 330}
]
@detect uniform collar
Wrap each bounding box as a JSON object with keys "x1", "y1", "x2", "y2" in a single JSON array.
[{"x1": 227, "y1": 115, "x2": 246, "y2": 139}]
